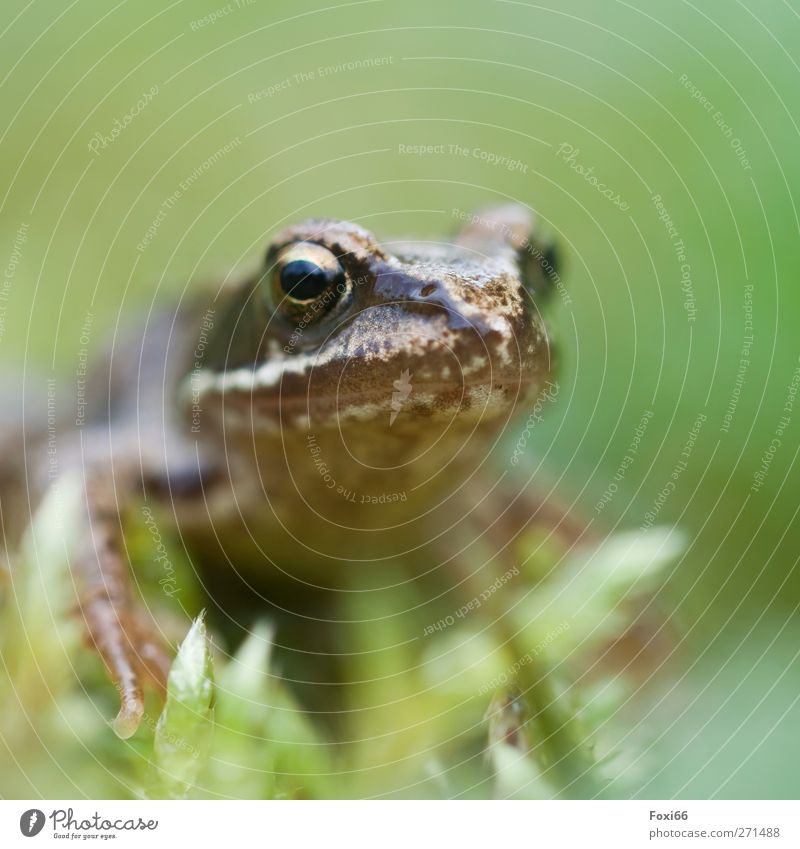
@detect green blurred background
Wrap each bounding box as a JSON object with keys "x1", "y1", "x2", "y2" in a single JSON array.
[{"x1": 1, "y1": 0, "x2": 798, "y2": 798}]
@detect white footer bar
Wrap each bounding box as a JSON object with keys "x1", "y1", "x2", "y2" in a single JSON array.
[{"x1": 2, "y1": 800, "x2": 796, "y2": 848}]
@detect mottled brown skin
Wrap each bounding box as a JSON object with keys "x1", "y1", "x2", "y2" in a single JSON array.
[{"x1": 0, "y1": 205, "x2": 566, "y2": 737}]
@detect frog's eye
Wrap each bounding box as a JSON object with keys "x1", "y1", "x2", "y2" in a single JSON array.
[{"x1": 267, "y1": 242, "x2": 346, "y2": 319}]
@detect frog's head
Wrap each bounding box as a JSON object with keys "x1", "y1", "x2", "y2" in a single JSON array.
[{"x1": 190, "y1": 205, "x2": 559, "y2": 448}]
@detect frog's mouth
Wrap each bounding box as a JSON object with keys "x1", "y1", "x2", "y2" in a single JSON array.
[{"x1": 188, "y1": 346, "x2": 550, "y2": 434}]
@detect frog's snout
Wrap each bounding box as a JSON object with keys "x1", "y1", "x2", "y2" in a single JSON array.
[{"x1": 337, "y1": 261, "x2": 552, "y2": 421}]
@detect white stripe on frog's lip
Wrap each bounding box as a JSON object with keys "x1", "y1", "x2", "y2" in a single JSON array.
[
  {"x1": 187, "y1": 345, "x2": 539, "y2": 416},
  {"x1": 190, "y1": 308, "x2": 524, "y2": 402},
  {"x1": 191, "y1": 358, "x2": 532, "y2": 405},
  {"x1": 188, "y1": 344, "x2": 336, "y2": 403}
]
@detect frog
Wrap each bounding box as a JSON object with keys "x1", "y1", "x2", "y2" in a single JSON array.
[{"x1": 0, "y1": 203, "x2": 570, "y2": 739}]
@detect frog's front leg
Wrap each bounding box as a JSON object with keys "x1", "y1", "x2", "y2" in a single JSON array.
[{"x1": 75, "y1": 472, "x2": 172, "y2": 738}]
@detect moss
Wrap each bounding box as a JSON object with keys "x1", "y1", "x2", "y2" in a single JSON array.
[{"x1": 0, "y1": 479, "x2": 681, "y2": 798}]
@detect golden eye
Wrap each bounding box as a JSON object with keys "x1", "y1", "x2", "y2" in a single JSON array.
[{"x1": 267, "y1": 242, "x2": 346, "y2": 318}]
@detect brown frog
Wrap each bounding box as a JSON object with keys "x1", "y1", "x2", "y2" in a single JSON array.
[{"x1": 0, "y1": 204, "x2": 569, "y2": 738}]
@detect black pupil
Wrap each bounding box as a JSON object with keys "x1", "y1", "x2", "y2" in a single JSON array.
[{"x1": 279, "y1": 259, "x2": 334, "y2": 301}]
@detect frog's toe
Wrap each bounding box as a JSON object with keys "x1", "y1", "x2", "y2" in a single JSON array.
[
  {"x1": 82, "y1": 595, "x2": 169, "y2": 739},
  {"x1": 113, "y1": 693, "x2": 145, "y2": 740},
  {"x1": 107, "y1": 621, "x2": 172, "y2": 738},
  {"x1": 85, "y1": 606, "x2": 146, "y2": 738}
]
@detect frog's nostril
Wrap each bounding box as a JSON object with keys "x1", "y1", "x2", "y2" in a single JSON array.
[{"x1": 419, "y1": 284, "x2": 436, "y2": 297}]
